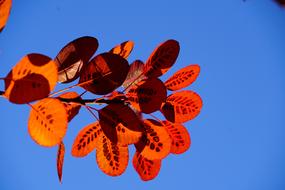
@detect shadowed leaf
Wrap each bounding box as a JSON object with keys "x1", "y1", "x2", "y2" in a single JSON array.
[
  {"x1": 109, "y1": 40, "x2": 134, "y2": 59},
  {"x1": 57, "y1": 92, "x2": 82, "y2": 122},
  {"x1": 55, "y1": 36, "x2": 98, "y2": 83},
  {"x1": 28, "y1": 98, "x2": 68, "y2": 147},
  {"x1": 4, "y1": 53, "x2": 57, "y2": 104},
  {"x1": 79, "y1": 52, "x2": 129, "y2": 95},
  {"x1": 71, "y1": 122, "x2": 103, "y2": 157},
  {"x1": 96, "y1": 135, "x2": 129, "y2": 176},
  {"x1": 126, "y1": 77, "x2": 167, "y2": 113},
  {"x1": 133, "y1": 151, "x2": 161, "y2": 181},
  {"x1": 161, "y1": 90, "x2": 202, "y2": 123},
  {"x1": 135, "y1": 119, "x2": 171, "y2": 160},
  {"x1": 98, "y1": 103, "x2": 143, "y2": 145},
  {"x1": 165, "y1": 64, "x2": 200, "y2": 91},
  {"x1": 122, "y1": 60, "x2": 145, "y2": 89},
  {"x1": 162, "y1": 121, "x2": 191, "y2": 154},
  {"x1": 0, "y1": 0, "x2": 12, "y2": 32},
  {"x1": 143, "y1": 39, "x2": 179, "y2": 78},
  {"x1": 57, "y1": 141, "x2": 65, "y2": 183}
]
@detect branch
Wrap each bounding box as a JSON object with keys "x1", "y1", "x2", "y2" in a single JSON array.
[{"x1": 57, "y1": 96, "x2": 127, "y2": 105}]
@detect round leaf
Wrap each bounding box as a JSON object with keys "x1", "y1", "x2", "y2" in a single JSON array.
[
  {"x1": 109, "y1": 40, "x2": 134, "y2": 59},
  {"x1": 4, "y1": 53, "x2": 58, "y2": 104},
  {"x1": 28, "y1": 98, "x2": 68, "y2": 147},
  {"x1": 79, "y1": 52, "x2": 129, "y2": 95}
]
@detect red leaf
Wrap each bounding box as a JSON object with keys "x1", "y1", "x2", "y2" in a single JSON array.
[
  {"x1": 57, "y1": 91, "x2": 82, "y2": 122},
  {"x1": 143, "y1": 39, "x2": 179, "y2": 78},
  {"x1": 135, "y1": 119, "x2": 171, "y2": 160},
  {"x1": 79, "y1": 52, "x2": 129, "y2": 95},
  {"x1": 98, "y1": 103, "x2": 143, "y2": 145},
  {"x1": 165, "y1": 64, "x2": 200, "y2": 91},
  {"x1": 133, "y1": 151, "x2": 161, "y2": 181},
  {"x1": 161, "y1": 90, "x2": 202, "y2": 123},
  {"x1": 71, "y1": 122, "x2": 103, "y2": 157},
  {"x1": 96, "y1": 135, "x2": 129, "y2": 176},
  {"x1": 162, "y1": 121, "x2": 191, "y2": 154},
  {"x1": 4, "y1": 54, "x2": 58, "y2": 104},
  {"x1": 126, "y1": 77, "x2": 167, "y2": 114},
  {"x1": 122, "y1": 60, "x2": 145, "y2": 89},
  {"x1": 0, "y1": 0, "x2": 12, "y2": 32},
  {"x1": 55, "y1": 36, "x2": 98, "y2": 83},
  {"x1": 109, "y1": 40, "x2": 134, "y2": 59},
  {"x1": 57, "y1": 141, "x2": 65, "y2": 183}
]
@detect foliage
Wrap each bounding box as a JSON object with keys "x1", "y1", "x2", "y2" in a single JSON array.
[{"x1": 0, "y1": 36, "x2": 203, "y2": 182}]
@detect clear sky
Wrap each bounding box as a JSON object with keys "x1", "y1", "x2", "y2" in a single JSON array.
[{"x1": 0, "y1": 0, "x2": 285, "y2": 190}]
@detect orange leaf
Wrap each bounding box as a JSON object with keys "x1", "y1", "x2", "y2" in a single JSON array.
[
  {"x1": 79, "y1": 52, "x2": 129, "y2": 95},
  {"x1": 57, "y1": 92, "x2": 81, "y2": 122},
  {"x1": 135, "y1": 119, "x2": 171, "y2": 160},
  {"x1": 71, "y1": 122, "x2": 103, "y2": 157},
  {"x1": 96, "y1": 135, "x2": 129, "y2": 176},
  {"x1": 126, "y1": 77, "x2": 167, "y2": 113},
  {"x1": 165, "y1": 64, "x2": 200, "y2": 91},
  {"x1": 28, "y1": 98, "x2": 68, "y2": 147},
  {"x1": 0, "y1": 0, "x2": 12, "y2": 32},
  {"x1": 55, "y1": 36, "x2": 98, "y2": 83},
  {"x1": 109, "y1": 40, "x2": 134, "y2": 59},
  {"x1": 98, "y1": 103, "x2": 143, "y2": 145},
  {"x1": 122, "y1": 60, "x2": 145, "y2": 89},
  {"x1": 4, "y1": 54, "x2": 58, "y2": 104},
  {"x1": 133, "y1": 151, "x2": 161, "y2": 181},
  {"x1": 143, "y1": 39, "x2": 179, "y2": 78},
  {"x1": 57, "y1": 141, "x2": 65, "y2": 183},
  {"x1": 162, "y1": 121, "x2": 191, "y2": 154},
  {"x1": 161, "y1": 90, "x2": 202, "y2": 123}
]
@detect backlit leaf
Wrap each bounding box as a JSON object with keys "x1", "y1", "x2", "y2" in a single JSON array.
[
  {"x1": 133, "y1": 151, "x2": 161, "y2": 181},
  {"x1": 28, "y1": 98, "x2": 68, "y2": 147},
  {"x1": 126, "y1": 77, "x2": 167, "y2": 114},
  {"x1": 71, "y1": 122, "x2": 103, "y2": 157},
  {"x1": 143, "y1": 39, "x2": 179, "y2": 78},
  {"x1": 96, "y1": 135, "x2": 129, "y2": 176},
  {"x1": 165, "y1": 64, "x2": 200, "y2": 91},
  {"x1": 162, "y1": 121, "x2": 191, "y2": 154},
  {"x1": 161, "y1": 90, "x2": 202, "y2": 123},
  {"x1": 0, "y1": 0, "x2": 12, "y2": 32},
  {"x1": 135, "y1": 119, "x2": 171, "y2": 160},
  {"x1": 109, "y1": 40, "x2": 134, "y2": 59},
  {"x1": 57, "y1": 92, "x2": 82, "y2": 122},
  {"x1": 98, "y1": 103, "x2": 143, "y2": 145},
  {"x1": 79, "y1": 52, "x2": 129, "y2": 95},
  {"x1": 55, "y1": 36, "x2": 98, "y2": 83},
  {"x1": 122, "y1": 60, "x2": 145, "y2": 89},
  {"x1": 4, "y1": 53, "x2": 58, "y2": 104},
  {"x1": 57, "y1": 141, "x2": 65, "y2": 183}
]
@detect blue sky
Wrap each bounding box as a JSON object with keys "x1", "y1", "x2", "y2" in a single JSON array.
[{"x1": 0, "y1": 0, "x2": 285, "y2": 190}]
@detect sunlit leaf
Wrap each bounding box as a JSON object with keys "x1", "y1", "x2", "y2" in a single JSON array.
[
  {"x1": 135, "y1": 119, "x2": 171, "y2": 160},
  {"x1": 57, "y1": 141, "x2": 65, "y2": 183},
  {"x1": 55, "y1": 36, "x2": 98, "y2": 83},
  {"x1": 71, "y1": 122, "x2": 103, "y2": 157},
  {"x1": 143, "y1": 39, "x2": 179, "y2": 78},
  {"x1": 126, "y1": 77, "x2": 167, "y2": 113},
  {"x1": 162, "y1": 121, "x2": 191, "y2": 154},
  {"x1": 4, "y1": 53, "x2": 58, "y2": 104},
  {"x1": 79, "y1": 52, "x2": 129, "y2": 95},
  {"x1": 98, "y1": 103, "x2": 143, "y2": 145},
  {"x1": 57, "y1": 92, "x2": 82, "y2": 122},
  {"x1": 161, "y1": 90, "x2": 202, "y2": 123},
  {"x1": 0, "y1": 0, "x2": 12, "y2": 32},
  {"x1": 122, "y1": 60, "x2": 145, "y2": 89},
  {"x1": 133, "y1": 151, "x2": 161, "y2": 181},
  {"x1": 28, "y1": 98, "x2": 68, "y2": 147},
  {"x1": 109, "y1": 40, "x2": 134, "y2": 59},
  {"x1": 96, "y1": 134, "x2": 129, "y2": 176},
  {"x1": 165, "y1": 64, "x2": 200, "y2": 91}
]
